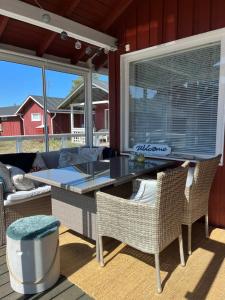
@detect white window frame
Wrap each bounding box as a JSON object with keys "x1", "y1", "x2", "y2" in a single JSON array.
[
  {"x1": 31, "y1": 113, "x2": 41, "y2": 122},
  {"x1": 0, "y1": 48, "x2": 93, "y2": 150},
  {"x1": 120, "y1": 28, "x2": 225, "y2": 163}
]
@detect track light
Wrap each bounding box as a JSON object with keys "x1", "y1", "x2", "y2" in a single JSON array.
[
  {"x1": 85, "y1": 47, "x2": 92, "y2": 56},
  {"x1": 75, "y1": 40, "x2": 82, "y2": 50},
  {"x1": 42, "y1": 13, "x2": 51, "y2": 23},
  {"x1": 60, "y1": 31, "x2": 68, "y2": 40},
  {"x1": 104, "y1": 48, "x2": 109, "y2": 55}
]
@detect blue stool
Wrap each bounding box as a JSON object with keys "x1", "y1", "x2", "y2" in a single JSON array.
[{"x1": 6, "y1": 215, "x2": 60, "y2": 294}]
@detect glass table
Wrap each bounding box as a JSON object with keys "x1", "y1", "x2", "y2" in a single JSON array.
[{"x1": 26, "y1": 156, "x2": 175, "y2": 240}]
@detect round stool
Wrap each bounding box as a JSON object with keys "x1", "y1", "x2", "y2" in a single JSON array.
[{"x1": 6, "y1": 215, "x2": 60, "y2": 294}]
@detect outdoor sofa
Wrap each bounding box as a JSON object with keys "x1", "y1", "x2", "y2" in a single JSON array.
[{"x1": 0, "y1": 146, "x2": 115, "y2": 246}]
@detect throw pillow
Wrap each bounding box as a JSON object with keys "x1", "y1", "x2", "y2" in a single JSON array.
[
  {"x1": 58, "y1": 151, "x2": 87, "y2": 168},
  {"x1": 79, "y1": 147, "x2": 103, "y2": 162},
  {"x1": 32, "y1": 152, "x2": 47, "y2": 171},
  {"x1": 0, "y1": 162, "x2": 15, "y2": 193},
  {"x1": 0, "y1": 176, "x2": 7, "y2": 193},
  {"x1": 130, "y1": 179, "x2": 157, "y2": 205},
  {"x1": 7, "y1": 165, "x2": 35, "y2": 191}
]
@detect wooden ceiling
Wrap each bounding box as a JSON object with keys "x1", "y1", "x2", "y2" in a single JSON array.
[{"x1": 0, "y1": 0, "x2": 133, "y2": 70}]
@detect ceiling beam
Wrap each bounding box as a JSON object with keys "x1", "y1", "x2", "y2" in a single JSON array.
[
  {"x1": 100, "y1": 0, "x2": 133, "y2": 32},
  {"x1": 37, "y1": 0, "x2": 81, "y2": 56},
  {"x1": 0, "y1": 15, "x2": 9, "y2": 38},
  {"x1": 0, "y1": 0, "x2": 117, "y2": 50}
]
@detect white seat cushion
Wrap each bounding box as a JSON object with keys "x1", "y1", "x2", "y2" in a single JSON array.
[
  {"x1": 4, "y1": 185, "x2": 51, "y2": 206},
  {"x1": 130, "y1": 179, "x2": 157, "y2": 206},
  {"x1": 186, "y1": 167, "x2": 195, "y2": 188}
]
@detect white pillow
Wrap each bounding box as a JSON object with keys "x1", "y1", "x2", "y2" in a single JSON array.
[
  {"x1": 186, "y1": 167, "x2": 195, "y2": 188},
  {"x1": 0, "y1": 162, "x2": 15, "y2": 193},
  {"x1": 7, "y1": 165, "x2": 35, "y2": 191},
  {"x1": 32, "y1": 152, "x2": 47, "y2": 170},
  {"x1": 130, "y1": 179, "x2": 157, "y2": 205}
]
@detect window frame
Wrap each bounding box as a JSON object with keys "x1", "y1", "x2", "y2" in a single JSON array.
[
  {"x1": 0, "y1": 48, "x2": 93, "y2": 151},
  {"x1": 31, "y1": 113, "x2": 41, "y2": 122},
  {"x1": 120, "y1": 28, "x2": 225, "y2": 163}
]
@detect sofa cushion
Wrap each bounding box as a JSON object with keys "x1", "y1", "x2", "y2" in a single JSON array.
[
  {"x1": 130, "y1": 179, "x2": 157, "y2": 206},
  {"x1": 0, "y1": 153, "x2": 36, "y2": 173},
  {"x1": 58, "y1": 147, "x2": 103, "y2": 168},
  {"x1": 0, "y1": 162, "x2": 15, "y2": 193},
  {"x1": 4, "y1": 185, "x2": 51, "y2": 206},
  {"x1": 7, "y1": 165, "x2": 35, "y2": 191}
]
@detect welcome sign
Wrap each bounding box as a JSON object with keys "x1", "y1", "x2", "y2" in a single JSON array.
[{"x1": 133, "y1": 144, "x2": 171, "y2": 156}]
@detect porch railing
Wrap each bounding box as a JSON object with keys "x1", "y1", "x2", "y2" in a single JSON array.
[{"x1": 0, "y1": 132, "x2": 109, "y2": 154}]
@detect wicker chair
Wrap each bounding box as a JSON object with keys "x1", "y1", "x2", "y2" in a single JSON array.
[
  {"x1": 96, "y1": 162, "x2": 189, "y2": 294},
  {"x1": 0, "y1": 183, "x2": 52, "y2": 246},
  {"x1": 183, "y1": 154, "x2": 221, "y2": 255}
]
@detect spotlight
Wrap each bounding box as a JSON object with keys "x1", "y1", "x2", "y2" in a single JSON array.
[
  {"x1": 75, "y1": 40, "x2": 82, "y2": 50},
  {"x1": 85, "y1": 47, "x2": 92, "y2": 56},
  {"x1": 42, "y1": 13, "x2": 51, "y2": 23},
  {"x1": 60, "y1": 31, "x2": 68, "y2": 40},
  {"x1": 104, "y1": 48, "x2": 109, "y2": 55}
]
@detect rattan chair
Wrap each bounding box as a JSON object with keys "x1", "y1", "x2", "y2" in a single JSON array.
[
  {"x1": 183, "y1": 154, "x2": 221, "y2": 255},
  {"x1": 0, "y1": 183, "x2": 52, "y2": 246},
  {"x1": 96, "y1": 162, "x2": 189, "y2": 294}
]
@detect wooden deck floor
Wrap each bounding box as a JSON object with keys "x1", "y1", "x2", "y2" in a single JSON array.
[
  {"x1": 0, "y1": 246, "x2": 92, "y2": 300},
  {"x1": 1, "y1": 223, "x2": 225, "y2": 300}
]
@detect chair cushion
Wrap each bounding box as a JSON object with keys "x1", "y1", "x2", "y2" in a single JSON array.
[
  {"x1": 130, "y1": 179, "x2": 157, "y2": 205},
  {"x1": 7, "y1": 165, "x2": 35, "y2": 191},
  {"x1": 4, "y1": 185, "x2": 51, "y2": 206},
  {"x1": 186, "y1": 167, "x2": 195, "y2": 188},
  {"x1": 6, "y1": 215, "x2": 60, "y2": 240},
  {"x1": 0, "y1": 162, "x2": 15, "y2": 193}
]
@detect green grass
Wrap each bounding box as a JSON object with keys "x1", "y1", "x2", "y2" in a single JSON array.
[{"x1": 0, "y1": 138, "x2": 82, "y2": 154}]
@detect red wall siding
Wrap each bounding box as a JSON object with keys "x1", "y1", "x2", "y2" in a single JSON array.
[
  {"x1": 95, "y1": 104, "x2": 108, "y2": 130},
  {"x1": 109, "y1": 0, "x2": 225, "y2": 227},
  {"x1": 21, "y1": 100, "x2": 52, "y2": 135},
  {"x1": 53, "y1": 113, "x2": 70, "y2": 134},
  {"x1": 0, "y1": 117, "x2": 23, "y2": 136}
]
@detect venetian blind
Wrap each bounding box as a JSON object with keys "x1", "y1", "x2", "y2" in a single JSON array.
[{"x1": 129, "y1": 43, "x2": 221, "y2": 157}]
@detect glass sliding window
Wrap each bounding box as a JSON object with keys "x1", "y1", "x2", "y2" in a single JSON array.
[
  {"x1": 45, "y1": 69, "x2": 85, "y2": 151},
  {"x1": 128, "y1": 42, "x2": 221, "y2": 158},
  {"x1": 0, "y1": 61, "x2": 44, "y2": 153},
  {"x1": 92, "y1": 73, "x2": 110, "y2": 147}
]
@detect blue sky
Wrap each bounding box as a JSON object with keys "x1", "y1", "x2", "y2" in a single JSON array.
[{"x1": 0, "y1": 61, "x2": 108, "y2": 107}]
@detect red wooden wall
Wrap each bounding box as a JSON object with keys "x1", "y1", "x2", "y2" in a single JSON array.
[
  {"x1": 21, "y1": 100, "x2": 52, "y2": 135},
  {"x1": 53, "y1": 113, "x2": 70, "y2": 134},
  {"x1": 108, "y1": 0, "x2": 225, "y2": 227},
  {"x1": 0, "y1": 117, "x2": 23, "y2": 136}
]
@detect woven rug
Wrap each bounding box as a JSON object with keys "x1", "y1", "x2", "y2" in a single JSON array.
[{"x1": 59, "y1": 225, "x2": 225, "y2": 300}]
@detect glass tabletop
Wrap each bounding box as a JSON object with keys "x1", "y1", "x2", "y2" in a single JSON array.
[{"x1": 27, "y1": 156, "x2": 175, "y2": 194}]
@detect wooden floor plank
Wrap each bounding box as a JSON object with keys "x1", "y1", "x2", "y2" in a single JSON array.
[{"x1": 0, "y1": 249, "x2": 92, "y2": 300}]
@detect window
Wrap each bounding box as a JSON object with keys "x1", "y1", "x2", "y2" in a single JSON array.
[
  {"x1": 121, "y1": 31, "x2": 225, "y2": 161},
  {"x1": 31, "y1": 113, "x2": 41, "y2": 122}
]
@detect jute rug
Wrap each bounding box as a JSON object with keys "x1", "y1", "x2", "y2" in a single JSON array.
[{"x1": 59, "y1": 225, "x2": 225, "y2": 300}]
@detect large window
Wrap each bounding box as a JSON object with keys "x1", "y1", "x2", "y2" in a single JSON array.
[
  {"x1": 121, "y1": 31, "x2": 225, "y2": 161},
  {"x1": 0, "y1": 53, "x2": 94, "y2": 154}
]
